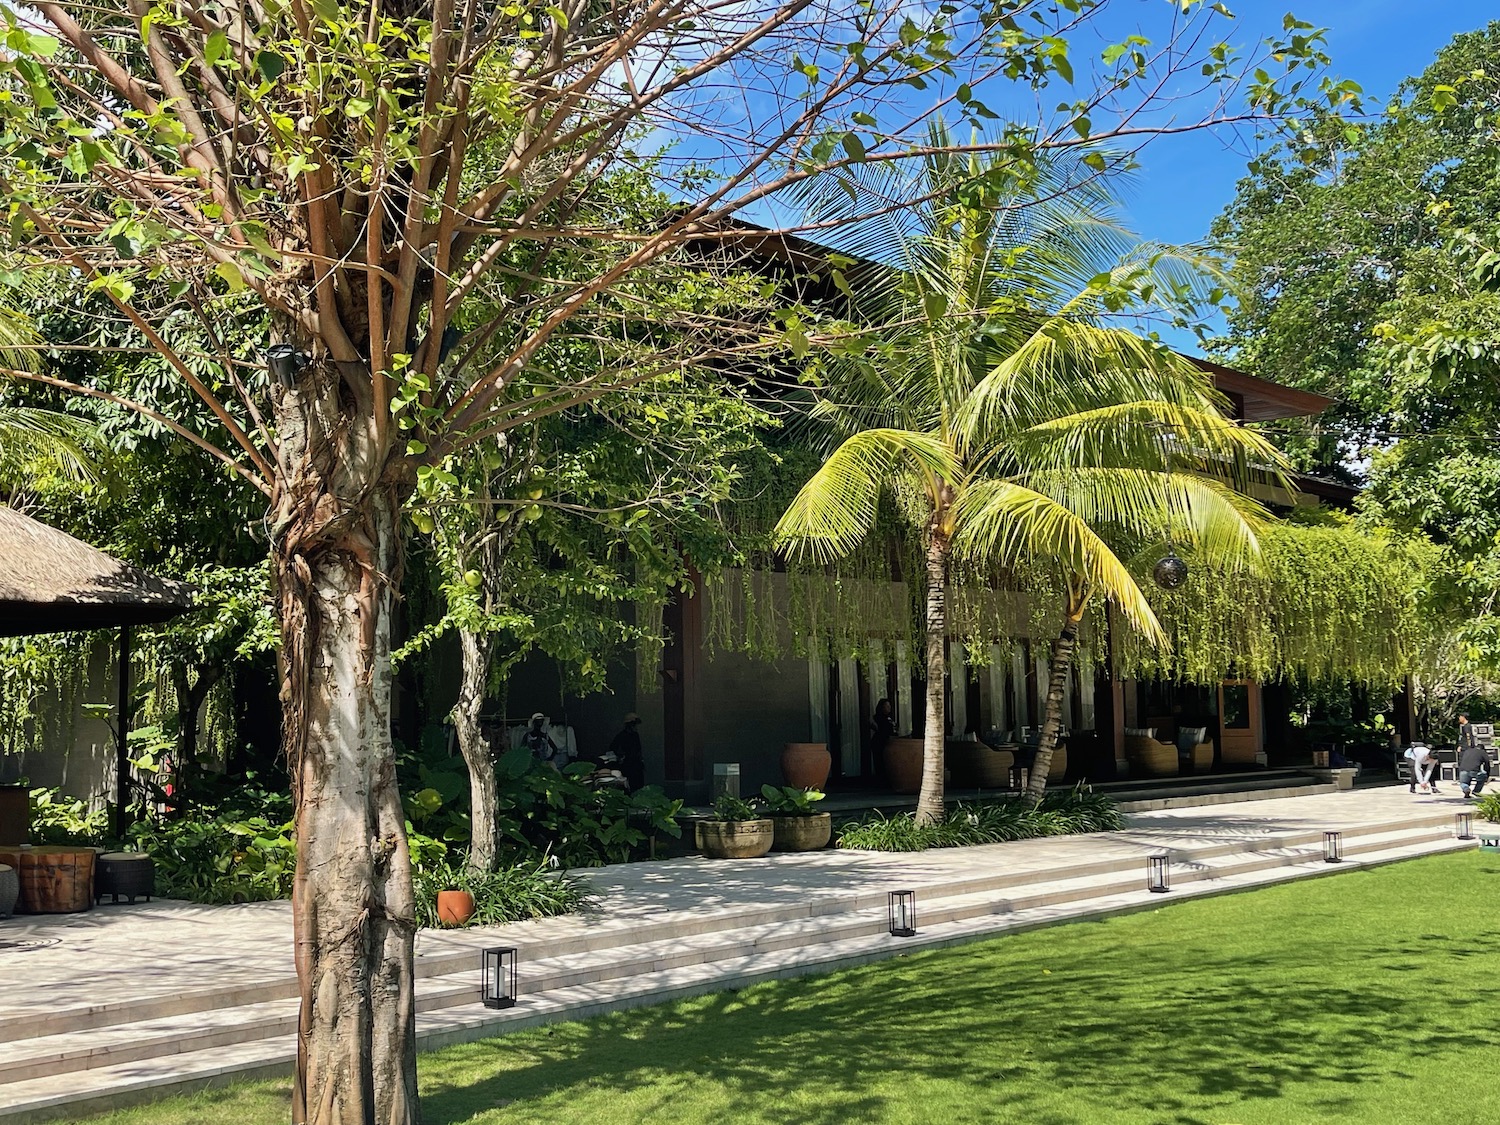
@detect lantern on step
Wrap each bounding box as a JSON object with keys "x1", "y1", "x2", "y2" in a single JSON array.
[
  {"x1": 481, "y1": 946, "x2": 518, "y2": 1009},
  {"x1": 1152, "y1": 550, "x2": 1189, "y2": 590},
  {"x1": 1147, "y1": 853, "x2": 1170, "y2": 893},
  {"x1": 888, "y1": 890, "x2": 917, "y2": 937},
  {"x1": 1456, "y1": 813, "x2": 1474, "y2": 841},
  {"x1": 1323, "y1": 831, "x2": 1343, "y2": 863}
]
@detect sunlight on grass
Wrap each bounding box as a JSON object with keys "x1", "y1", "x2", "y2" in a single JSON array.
[{"x1": 60, "y1": 851, "x2": 1500, "y2": 1125}]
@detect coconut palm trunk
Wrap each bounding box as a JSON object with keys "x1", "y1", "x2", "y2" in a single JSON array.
[
  {"x1": 1026, "y1": 583, "x2": 1089, "y2": 804},
  {"x1": 917, "y1": 528, "x2": 951, "y2": 825}
]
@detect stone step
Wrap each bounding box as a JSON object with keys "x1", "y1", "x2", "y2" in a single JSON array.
[
  {"x1": 0, "y1": 830, "x2": 1475, "y2": 1125},
  {"x1": 0, "y1": 804, "x2": 1461, "y2": 1048},
  {"x1": 0, "y1": 821, "x2": 1457, "y2": 1092}
]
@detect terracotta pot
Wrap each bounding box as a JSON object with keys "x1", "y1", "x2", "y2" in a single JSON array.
[
  {"x1": 885, "y1": 738, "x2": 926, "y2": 794},
  {"x1": 770, "y1": 813, "x2": 832, "y2": 852},
  {"x1": 781, "y1": 742, "x2": 832, "y2": 790},
  {"x1": 698, "y1": 819, "x2": 775, "y2": 859},
  {"x1": 436, "y1": 889, "x2": 476, "y2": 927}
]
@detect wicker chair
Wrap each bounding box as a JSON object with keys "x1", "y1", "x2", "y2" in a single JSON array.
[
  {"x1": 947, "y1": 741, "x2": 1016, "y2": 788},
  {"x1": 1176, "y1": 726, "x2": 1214, "y2": 773},
  {"x1": 1125, "y1": 730, "x2": 1179, "y2": 777}
]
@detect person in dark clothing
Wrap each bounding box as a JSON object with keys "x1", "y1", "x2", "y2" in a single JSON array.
[
  {"x1": 523, "y1": 713, "x2": 565, "y2": 767},
  {"x1": 608, "y1": 712, "x2": 645, "y2": 791},
  {"x1": 1457, "y1": 714, "x2": 1490, "y2": 798}
]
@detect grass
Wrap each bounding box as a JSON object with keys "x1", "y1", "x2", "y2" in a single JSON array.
[{"x1": 56, "y1": 850, "x2": 1500, "y2": 1125}]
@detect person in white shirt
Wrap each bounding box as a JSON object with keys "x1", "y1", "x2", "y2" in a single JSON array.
[{"x1": 1406, "y1": 742, "x2": 1442, "y2": 795}]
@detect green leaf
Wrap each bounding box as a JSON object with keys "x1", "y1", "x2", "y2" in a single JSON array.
[
  {"x1": 204, "y1": 30, "x2": 229, "y2": 68},
  {"x1": 841, "y1": 132, "x2": 866, "y2": 162},
  {"x1": 214, "y1": 260, "x2": 246, "y2": 291},
  {"x1": 255, "y1": 50, "x2": 287, "y2": 81}
]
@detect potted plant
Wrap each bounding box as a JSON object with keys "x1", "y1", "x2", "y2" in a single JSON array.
[
  {"x1": 761, "y1": 785, "x2": 831, "y2": 851},
  {"x1": 697, "y1": 793, "x2": 774, "y2": 859}
]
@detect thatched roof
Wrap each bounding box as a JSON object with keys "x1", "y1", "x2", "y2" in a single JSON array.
[{"x1": 0, "y1": 506, "x2": 194, "y2": 635}]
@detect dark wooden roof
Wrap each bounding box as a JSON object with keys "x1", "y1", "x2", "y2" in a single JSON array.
[
  {"x1": 1188, "y1": 357, "x2": 1333, "y2": 422},
  {"x1": 0, "y1": 506, "x2": 194, "y2": 636}
]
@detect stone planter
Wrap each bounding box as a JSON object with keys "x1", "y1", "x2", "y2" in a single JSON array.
[
  {"x1": 781, "y1": 742, "x2": 832, "y2": 790},
  {"x1": 885, "y1": 738, "x2": 925, "y2": 794},
  {"x1": 0, "y1": 863, "x2": 16, "y2": 919},
  {"x1": 770, "y1": 812, "x2": 832, "y2": 852},
  {"x1": 698, "y1": 818, "x2": 775, "y2": 859},
  {"x1": 436, "y1": 889, "x2": 476, "y2": 926}
]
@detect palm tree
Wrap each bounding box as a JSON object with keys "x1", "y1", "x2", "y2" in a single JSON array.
[
  {"x1": 0, "y1": 308, "x2": 98, "y2": 492},
  {"x1": 773, "y1": 140, "x2": 1284, "y2": 822}
]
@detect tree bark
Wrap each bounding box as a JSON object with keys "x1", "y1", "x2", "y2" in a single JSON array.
[
  {"x1": 916, "y1": 530, "x2": 950, "y2": 827},
  {"x1": 274, "y1": 365, "x2": 417, "y2": 1125},
  {"x1": 1026, "y1": 598, "x2": 1086, "y2": 805},
  {"x1": 453, "y1": 627, "x2": 499, "y2": 873}
]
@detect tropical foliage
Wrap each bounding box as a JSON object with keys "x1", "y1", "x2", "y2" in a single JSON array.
[
  {"x1": 412, "y1": 859, "x2": 592, "y2": 930},
  {"x1": 775, "y1": 139, "x2": 1282, "y2": 814},
  {"x1": 836, "y1": 789, "x2": 1123, "y2": 851},
  {"x1": 1213, "y1": 21, "x2": 1500, "y2": 688}
]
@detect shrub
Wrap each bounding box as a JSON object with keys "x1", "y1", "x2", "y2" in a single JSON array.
[
  {"x1": 413, "y1": 858, "x2": 593, "y2": 929},
  {"x1": 710, "y1": 792, "x2": 761, "y2": 821},
  {"x1": 1476, "y1": 793, "x2": 1500, "y2": 823},
  {"x1": 837, "y1": 789, "x2": 1123, "y2": 852},
  {"x1": 126, "y1": 809, "x2": 297, "y2": 904},
  {"x1": 29, "y1": 786, "x2": 108, "y2": 844},
  {"x1": 443, "y1": 747, "x2": 683, "y2": 868},
  {"x1": 761, "y1": 785, "x2": 826, "y2": 815}
]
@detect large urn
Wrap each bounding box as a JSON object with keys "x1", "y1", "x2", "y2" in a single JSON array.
[
  {"x1": 885, "y1": 738, "x2": 926, "y2": 794},
  {"x1": 781, "y1": 742, "x2": 832, "y2": 790}
]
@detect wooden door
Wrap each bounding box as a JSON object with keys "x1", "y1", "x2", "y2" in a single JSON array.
[{"x1": 1217, "y1": 680, "x2": 1262, "y2": 765}]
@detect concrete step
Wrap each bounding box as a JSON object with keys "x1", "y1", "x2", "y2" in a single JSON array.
[
  {"x1": 0, "y1": 822, "x2": 1459, "y2": 1091},
  {"x1": 0, "y1": 804, "x2": 1463, "y2": 1050},
  {"x1": 0, "y1": 829, "x2": 1475, "y2": 1125}
]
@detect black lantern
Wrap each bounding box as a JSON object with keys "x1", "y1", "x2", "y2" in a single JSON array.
[
  {"x1": 1323, "y1": 830, "x2": 1343, "y2": 863},
  {"x1": 1009, "y1": 765, "x2": 1030, "y2": 794},
  {"x1": 481, "y1": 946, "x2": 518, "y2": 1009},
  {"x1": 888, "y1": 890, "x2": 916, "y2": 937},
  {"x1": 1152, "y1": 550, "x2": 1189, "y2": 590},
  {"x1": 1456, "y1": 812, "x2": 1474, "y2": 841},
  {"x1": 1147, "y1": 853, "x2": 1170, "y2": 893},
  {"x1": 265, "y1": 343, "x2": 311, "y2": 389}
]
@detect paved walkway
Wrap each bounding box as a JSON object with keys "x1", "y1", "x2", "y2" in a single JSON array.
[{"x1": 0, "y1": 783, "x2": 1474, "y2": 1028}]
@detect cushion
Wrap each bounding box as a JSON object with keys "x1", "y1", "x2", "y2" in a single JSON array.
[
  {"x1": 1176, "y1": 727, "x2": 1208, "y2": 752},
  {"x1": 1124, "y1": 727, "x2": 1158, "y2": 739}
]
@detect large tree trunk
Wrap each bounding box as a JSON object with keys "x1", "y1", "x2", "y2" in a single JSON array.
[
  {"x1": 274, "y1": 367, "x2": 417, "y2": 1125},
  {"x1": 453, "y1": 628, "x2": 500, "y2": 873},
  {"x1": 1026, "y1": 598, "x2": 1087, "y2": 805},
  {"x1": 916, "y1": 531, "x2": 950, "y2": 826}
]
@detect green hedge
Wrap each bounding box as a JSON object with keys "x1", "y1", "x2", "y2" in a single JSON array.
[{"x1": 836, "y1": 789, "x2": 1123, "y2": 852}]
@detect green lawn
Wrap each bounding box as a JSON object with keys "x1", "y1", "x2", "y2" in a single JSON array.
[{"x1": 61, "y1": 851, "x2": 1500, "y2": 1125}]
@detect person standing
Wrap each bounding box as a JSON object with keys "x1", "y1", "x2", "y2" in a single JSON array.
[
  {"x1": 1457, "y1": 714, "x2": 1489, "y2": 798},
  {"x1": 609, "y1": 712, "x2": 645, "y2": 792}
]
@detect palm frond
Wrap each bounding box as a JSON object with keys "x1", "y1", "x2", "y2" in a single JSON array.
[
  {"x1": 952, "y1": 478, "x2": 1163, "y2": 643},
  {"x1": 772, "y1": 428, "x2": 958, "y2": 563},
  {"x1": 1014, "y1": 468, "x2": 1269, "y2": 571},
  {"x1": 1001, "y1": 399, "x2": 1290, "y2": 488}
]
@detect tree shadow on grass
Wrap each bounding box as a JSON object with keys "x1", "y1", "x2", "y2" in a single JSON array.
[{"x1": 421, "y1": 880, "x2": 1500, "y2": 1123}]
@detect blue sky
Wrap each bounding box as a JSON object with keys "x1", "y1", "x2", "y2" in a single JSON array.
[{"x1": 1127, "y1": 2, "x2": 1494, "y2": 298}]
